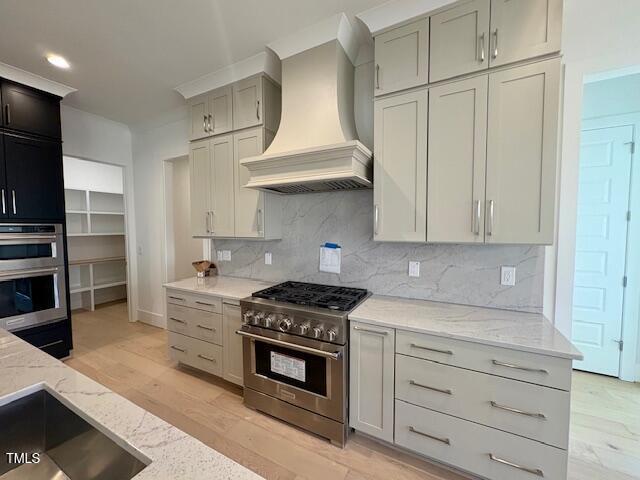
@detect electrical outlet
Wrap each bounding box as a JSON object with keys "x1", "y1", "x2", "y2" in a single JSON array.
[
  {"x1": 265, "y1": 252, "x2": 272, "y2": 265},
  {"x1": 409, "y1": 261, "x2": 420, "y2": 278},
  {"x1": 501, "y1": 266, "x2": 516, "y2": 286},
  {"x1": 223, "y1": 250, "x2": 231, "y2": 261},
  {"x1": 216, "y1": 250, "x2": 223, "y2": 261}
]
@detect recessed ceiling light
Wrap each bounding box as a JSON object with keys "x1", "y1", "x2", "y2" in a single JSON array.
[{"x1": 46, "y1": 54, "x2": 70, "y2": 69}]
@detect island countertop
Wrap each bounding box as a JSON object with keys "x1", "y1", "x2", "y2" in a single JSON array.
[
  {"x1": 163, "y1": 276, "x2": 273, "y2": 301},
  {"x1": 0, "y1": 329, "x2": 262, "y2": 480},
  {"x1": 349, "y1": 295, "x2": 582, "y2": 360}
]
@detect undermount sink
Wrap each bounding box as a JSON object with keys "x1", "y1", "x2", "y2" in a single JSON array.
[{"x1": 0, "y1": 387, "x2": 148, "y2": 480}]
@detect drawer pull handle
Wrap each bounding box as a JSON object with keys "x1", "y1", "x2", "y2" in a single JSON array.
[
  {"x1": 168, "y1": 296, "x2": 185, "y2": 301},
  {"x1": 408, "y1": 426, "x2": 450, "y2": 445},
  {"x1": 490, "y1": 401, "x2": 546, "y2": 420},
  {"x1": 492, "y1": 359, "x2": 548, "y2": 374},
  {"x1": 197, "y1": 354, "x2": 217, "y2": 363},
  {"x1": 353, "y1": 325, "x2": 388, "y2": 336},
  {"x1": 39, "y1": 340, "x2": 64, "y2": 349},
  {"x1": 409, "y1": 379, "x2": 452, "y2": 395},
  {"x1": 195, "y1": 301, "x2": 215, "y2": 307},
  {"x1": 169, "y1": 317, "x2": 186, "y2": 324},
  {"x1": 197, "y1": 324, "x2": 216, "y2": 332},
  {"x1": 410, "y1": 343, "x2": 453, "y2": 355},
  {"x1": 170, "y1": 345, "x2": 186, "y2": 353},
  {"x1": 488, "y1": 453, "x2": 544, "y2": 477}
]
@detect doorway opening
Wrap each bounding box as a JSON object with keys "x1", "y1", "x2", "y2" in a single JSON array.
[{"x1": 571, "y1": 70, "x2": 640, "y2": 381}]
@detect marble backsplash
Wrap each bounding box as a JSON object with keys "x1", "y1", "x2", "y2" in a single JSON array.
[{"x1": 213, "y1": 190, "x2": 545, "y2": 313}]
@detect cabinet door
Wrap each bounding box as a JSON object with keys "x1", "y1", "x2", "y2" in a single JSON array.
[
  {"x1": 0, "y1": 135, "x2": 5, "y2": 219},
  {"x1": 485, "y1": 58, "x2": 560, "y2": 244},
  {"x1": 233, "y1": 77, "x2": 263, "y2": 130},
  {"x1": 429, "y1": 0, "x2": 490, "y2": 82},
  {"x1": 210, "y1": 86, "x2": 233, "y2": 135},
  {"x1": 373, "y1": 90, "x2": 427, "y2": 242},
  {"x1": 489, "y1": 0, "x2": 563, "y2": 67},
  {"x1": 189, "y1": 139, "x2": 211, "y2": 237},
  {"x1": 188, "y1": 93, "x2": 210, "y2": 141},
  {"x1": 210, "y1": 135, "x2": 235, "y2": 237},
  {"x1": 428, "y1": 76, "x2": 488, "y2": 243},
  {"x1": 374, "y1": 18, "x2": 429, "y2": 96},
  {"x1": 349, "y1": 322, "x2": 395, "y2": 442},
  {"x1": 1, "y1": 81, "x2": 61, "y2": 139},
  {"x1": 233, "y1": 128, "x2": 265, "y2": 238},
  {"x1": 223, "y1": 303, "x2": 244, "y2": 386},
  {"x1": 4, "y1": 135, "x2": 63, "y2": 220}
]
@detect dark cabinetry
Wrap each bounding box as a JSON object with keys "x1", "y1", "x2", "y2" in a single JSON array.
[{"x1": 1, "y1": 80, "x2": 62, "y2": 140}]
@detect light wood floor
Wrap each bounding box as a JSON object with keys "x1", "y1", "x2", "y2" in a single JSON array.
[{"x1": 64, "y1": 302, "x2": 640, "y2": 480}]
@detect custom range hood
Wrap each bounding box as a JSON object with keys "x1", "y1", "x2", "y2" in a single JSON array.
[{"x1": 241, "y1": 15, "x2": 372, "y2": 194}]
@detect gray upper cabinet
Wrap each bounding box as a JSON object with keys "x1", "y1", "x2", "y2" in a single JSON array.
[
  {"x1": 188, "y1": 93, "x2": 210, "y2": 141},
  {"x1": 428, "y1": 76, "x2": 488, "y2": 243},
  {"x1": 189, "y1": 139, "x2": 212, "y2": 236},
  {"x1": 373, "y1": 89, "x2": 428, "y2": 242},
  {"x1": 429, "y1": 0, "x2": 490, "y2": 82},
  {"x1": 209, "y1": 86, "x2": 233, "y2": 135},
  {"x1": 210, "y1": 135, "x2": 235, "y2": 237},
  {"x1": 489, "y1": 0, "x2": 563, "y2": 68},
  {"x1": 374, "y1": 18, "x2": 429, "y2": 96},
  {"x1": 485, "y1": 58, "x2": 560, "y2": 244},
  {"x1": 233, "y1": 76, "x2": 263, "y2": 130}
]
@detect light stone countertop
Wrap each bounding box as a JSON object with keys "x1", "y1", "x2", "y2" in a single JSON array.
[
  {"x1": 0, "y1": 329, "x2": 263, "y2": 480},
  {"x1": 349, "y1": 295, "x2": 582, "y2": 360},
  {"x1": 163, "y1": 276, "x2": 273, "y2": 301}
]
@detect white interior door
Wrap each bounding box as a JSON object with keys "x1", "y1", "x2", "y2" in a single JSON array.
[{"x1": 572, "y1": 125, "x2": 634, "y2": 376}]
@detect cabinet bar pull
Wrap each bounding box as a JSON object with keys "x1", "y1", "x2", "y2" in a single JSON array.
[
  {"x1": 197, "y1": 324, "x2": 215, "y2": 332},
  {"x1": 169, "y1": 317, "x2": 186, "y2": 324},
  {"x1": 39, "y1": 340, "x2": 64, "y2": 349},
  {"x1": 374, "y1": 205, "x2": 379, "y2": 235},
  {"x1": 492, "y1": 359, "x2": 548, "y2": 374},
  {"x1": 490, "y1": 401, "x2": 546, "y2": 419},
  {"x1": 256, "y1": 100, "x2": 260, "y2": 120},
  {"x1": 353, "y1": 325, "x2": 388, "y2": 336},
  {"x1": 492, "y1": 29, "x2": 499, "y2": 59},
  {"x1": 208, "y1": 114, "x2": 213, "y2": 132},
  {"x1": 11, "y1": 190, "x2": 16, "y2": 215},
  {"x1": 410, "y1": 343, "x2": 452, "y2": 355},
  {"x1": 479, "y1": 33, "x2": 486, "y2": 62},
  {"x1": 488, "y1": 454, "x2": 543, "y2": 477},
  {"x1": 257, "y1": 208, "x2": 263, "y2": 234},
  {"x1": 487, "y1": 200, "x2": 494, "y2": 236},
  {"x1": 168, "y1": 296, "x2": 185, "y2": 301},
  {"x1": 472, "y1": 200, "x2": 481, "y2": 235},
  {"x1": 375, "y1": 64, "x2": 380, "y2": 89},
  {"x1": 170, "y1": 345, "x2": 186, "y2": 353},
  {"x1": 203, "y1": 114, "x2": 207, "y2": 132},
  {"x1": 195, "y1": 301, "x2": 214, "y2": 307},
  {"x1": 4, "y1": 104, "x2": 10, "y2": 124},
  {"x1": 197, "y1": 354, "x2": 217, "y2": 363},
  {"x1": 409, "y1": 379, "x2": 452, "y2": 395},
  {"x1": 408, "y1": 426, "x2": 450, "y2": 445},
  {"x1": 1, "y1": 189, "x2": 5, "y2": 215}
]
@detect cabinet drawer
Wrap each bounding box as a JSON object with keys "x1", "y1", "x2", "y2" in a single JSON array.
[
  {"x1": 166, "y1": 289, "x2": 222, "y2": 314},
  {"x1": 396, "y1": 330, "x2": 571, "y2": 390},
  {"x1": 167, "y1": 331, "x2": 223, "y2": 377},
  {"x1": 395, "y1": 400, "x2": 567, "y2": 480},
  {"x1": 395, "y1": 354, "x2": 569, "y2": 448},
  {"x1": 167, "y1": 303, "x2": 223, "y2": 346}
]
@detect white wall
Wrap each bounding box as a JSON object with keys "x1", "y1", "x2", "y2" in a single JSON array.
[
  {"x1": 61, "y1": 105, "x2": 138, "y2": 321},
  {"x1": 583, "y1": 74, "x2": 640, "y2": 119},
  {"x1": 63, "y1": 156, "x2": 123, "y2": 194},
  {"x1": 546, "y1": 0, "x2": 640, "y2": 378},
  {"x1": 131, "y1": 107, "x2": 191, "y2": 325}
]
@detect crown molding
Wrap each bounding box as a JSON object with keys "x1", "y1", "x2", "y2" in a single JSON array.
[
  {"x1": 174, "y1": 50, "x2": 281, "y2": 100},
  {"x1": 0, "y1": 62, "x2": 76, "y2": 98}
]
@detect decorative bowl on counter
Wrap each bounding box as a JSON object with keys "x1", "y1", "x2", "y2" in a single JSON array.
[{"x1": 192, "y1": 260, "x2": 216, "y2": 278}]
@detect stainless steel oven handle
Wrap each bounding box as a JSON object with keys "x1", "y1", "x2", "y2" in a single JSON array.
[
  {"x1": 236, "y1": 330, "x2": 342, "y2": 360},
  {"x1": 0, "y1": 267, "x2": 60, "y2": 280},
  {"x1": 0, "y1": 235, "x2": 57, "y2": 241}
]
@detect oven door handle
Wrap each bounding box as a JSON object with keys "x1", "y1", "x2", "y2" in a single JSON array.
[
  {"x1": 0, "y1": 235, "x2": 57, "y2": 245},
  {"x1": 236, "y1": 330, "x2": 342, "y2": 360},
  {"x1": 0, "y1": 267, "x2": 60, "y2": 281}
]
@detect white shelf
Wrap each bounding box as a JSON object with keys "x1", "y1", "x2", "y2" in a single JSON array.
[
  {"x1": 93, "y1": 280, "x2": 127, "y2": 290},
  {"x1": 66, "y1": 209, "x2": 88, "y2": 214},
  {"x1": 70, "y1": 286, "x2": 92, "y2": 294},
  {"x1": 90, "y1": 211, "x2": 125, "y2": 216}
]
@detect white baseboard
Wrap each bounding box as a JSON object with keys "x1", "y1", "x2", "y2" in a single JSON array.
[{"x1": 137, "y1": 309, "x2": 166, "y2": 329}]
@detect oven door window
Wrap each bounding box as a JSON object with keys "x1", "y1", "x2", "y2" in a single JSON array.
[
  {"x1": 0, "y1": 243, "x2": 54, "y2": 261},
  {"x1": 254, "y1": 341, "x2": 327, "y2": 396},
  {"x1": 0, "y1": 275, "x2": 56, "y2": 318}
]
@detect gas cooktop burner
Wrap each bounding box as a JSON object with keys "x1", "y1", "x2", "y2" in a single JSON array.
[{"x1": 252, "y1": 281, "x2": 368, "y2": 311}]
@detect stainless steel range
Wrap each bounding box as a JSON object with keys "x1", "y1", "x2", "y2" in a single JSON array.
[{"x1": 238, "y1": 281, "x2": 369, "y2": 447}]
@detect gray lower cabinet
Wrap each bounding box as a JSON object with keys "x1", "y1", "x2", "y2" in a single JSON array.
[
  {"x1": 348, "y1": 321, "x2": 395, "y2": 443},
  {"x1": 349, "y1": 323, "x2": 572, "y2": 480},
  {"x1": 166, "y1": 289, "x2": 244, "y2": 386}
]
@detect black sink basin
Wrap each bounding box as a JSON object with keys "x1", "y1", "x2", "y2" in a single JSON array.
[{"x1": 0, "y1": 388, "x2": 148, "y2": 480}]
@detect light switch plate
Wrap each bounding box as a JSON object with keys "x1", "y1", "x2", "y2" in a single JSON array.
[
  {"x1": 216, "y1": 250, "x2": 223, "y2": 261},
  {"x1": 501, "y1": 266, "x2": 516, "y2": 286},
  {"x1": 265, "y1": 252, "x2": 272, "y2": 265},
  {"x1": 223, "y1": 250, "x2": 231, "y2": 261},
  {"x1": 409, "y1": 261, "x2": 420, "y2": 278}
]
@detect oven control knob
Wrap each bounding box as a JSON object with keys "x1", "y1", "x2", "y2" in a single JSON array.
[
  {"x1": 253, "y1": 312, "x2": 265, "y2": 325},
  {"x1": 327, "y1": 329, "x2": 338, "y2": 342},
  {"x1": 312, "y1": 326, "x2": 324, "y2": 339},
  {"x1": 242, "y1": 311, "x2": 255, "y2": 324},
  {"x1": 278, "y1": 318, "x2": 292, "y2": 332},
  {"x1": 264, "y1": 314, "x2": 276, "y2": 328},
  {"x1": 298, "y1": 323, "x2": 310, "y2": 335}
]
